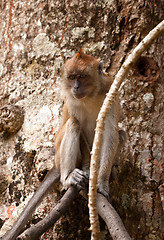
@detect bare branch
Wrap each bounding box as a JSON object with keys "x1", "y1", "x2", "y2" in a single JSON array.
[
  {"x1": 17, "y1": 186, "x2": 80, "y2": 240},
  {"x1": 97, "y1": 194, "x2": 131, "y2": 240},
  {"x1": 88, "y1": 20, "x2": 164, "y2": 240},
  {"x1": 2, "y1": 168, "x2": 60, "y2": 240},
  {"x1": 16, "y1": 190, "x2": 131, "y2": 240}
]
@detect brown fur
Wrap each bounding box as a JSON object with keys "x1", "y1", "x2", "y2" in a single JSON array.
[{"x1": 55, "y1": 49, "x2": 120, "y2": 198}]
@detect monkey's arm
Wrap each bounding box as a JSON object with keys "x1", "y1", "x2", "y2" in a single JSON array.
[
  {"x1": 55, "y1": 117, "x2": 89, "y2": 190},
  {"x1": 2, "y1": 167, "x2": 60, "y2": 240}
]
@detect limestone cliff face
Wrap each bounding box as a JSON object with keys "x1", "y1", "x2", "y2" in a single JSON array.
[{"x1": 0, "y1": 1, "x2": 163, "y2": 239}]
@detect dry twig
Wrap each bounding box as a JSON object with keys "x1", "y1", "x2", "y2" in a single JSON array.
[{"x1": 88, "y1": 20, "x2": 164, "y2": 240}]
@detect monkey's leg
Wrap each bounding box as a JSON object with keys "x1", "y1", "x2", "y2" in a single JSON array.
[
  {"x1": 80, "y1": 132, "x2": 91, "y2": 172},
  {"x1": 114, "y1": 130, "x2": 126, "y2": 163},
  {"x1": 98, "y1": 118, "x2": 119, "y2": 200},
  {"x1": 59, "y1": 117, "x2": 88, "y2": 190},
  {"x1": 111, "y1": 129, "x2": 126, "y2": 181}
]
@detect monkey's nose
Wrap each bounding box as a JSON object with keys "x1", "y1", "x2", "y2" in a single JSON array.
[{"x1": 74, "y1": 80, "x2": 80, "y2": 90}]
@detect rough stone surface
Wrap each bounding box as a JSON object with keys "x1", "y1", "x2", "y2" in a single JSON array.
[{"x1": 0, "y1": 0, "x2": 164, "y2": 239}]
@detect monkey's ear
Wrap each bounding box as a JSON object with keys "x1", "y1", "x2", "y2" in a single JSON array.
[
  {"x1": 98, "y1": 60, "x2": 103, "y2": 75},
  {"x1": 76, "y1": 48, "x2": 85, "y2": 58}
]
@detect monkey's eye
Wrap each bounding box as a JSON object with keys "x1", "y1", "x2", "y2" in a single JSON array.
[
  {"x1": 68, "y1": 75, "x2": 76, "y2": 80},
  {"x1": 79, "y1": 74, "x2": 87, "y2": 79}
]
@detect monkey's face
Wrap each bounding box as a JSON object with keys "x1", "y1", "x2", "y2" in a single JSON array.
[
  {"x1": 66, "y1": 72, "x2": 95, "y2": 99},
  {"x1": 63, "y1": 52, "x2": 102, "y2": 100}
]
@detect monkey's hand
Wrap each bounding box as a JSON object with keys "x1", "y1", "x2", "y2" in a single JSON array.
[
  {"x1": 62, "y1": 168, "x2": 89, "y2": 190},
  {"x1": 97, "y1": 182, "x2": 109, "y2": 201}
]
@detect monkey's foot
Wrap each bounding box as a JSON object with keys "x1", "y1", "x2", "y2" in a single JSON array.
[
  {"x1": 97, "y1": 183, "x2": 109, "y2": 201},
  {"x1": 62, "y1": 168, "x2": 89, "y2": 190},
  {"x1": 71, "y1": 168, "x2": 89, "y2": 190}
]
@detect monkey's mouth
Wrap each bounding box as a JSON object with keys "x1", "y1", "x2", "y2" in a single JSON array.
[
  {"x1": 72, "y1": 88, "x2": 86, "y2": 99},
  {"x1": 73, "y1": 92, "x2": 86, "y2": 99}
]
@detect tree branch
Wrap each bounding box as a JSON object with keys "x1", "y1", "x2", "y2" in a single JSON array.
[
  {"x1": 3, "y1": 168, "x2": 60, "y2": 240},
  {"x1": 97, "y1": 194, "x2": 131, "y2": 240},
  {"x1": 88, "y1": 20, "x2": 164, "y2": 240},
  {"x1": 16, "y1": 186, "x2": 80, "y2": 240},
  {"x1": 16, "y1": 189, "x2": 131, "y2": 240}
]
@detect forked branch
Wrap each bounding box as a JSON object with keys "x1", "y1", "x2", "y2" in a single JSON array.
[
  {"x1": 17, "y1": 186, "x2": 80, "y2": 240},
  {"x1": 16, "y1": 188, "x2": 131, "y2": 240},
  {"x1": 2, "y1": 167, "x2": 130, "y2": 240},
  {"x1": 3, "y1": 168, "x2": 60, "y2": 240}
]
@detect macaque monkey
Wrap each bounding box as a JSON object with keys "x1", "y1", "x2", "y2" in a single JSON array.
[
  {"x1": 55, "y1": 49, "x2": 121, "y2": 199},
  {"x1": 3, "y1": 49, "x2": 125, "y2": 240}
]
